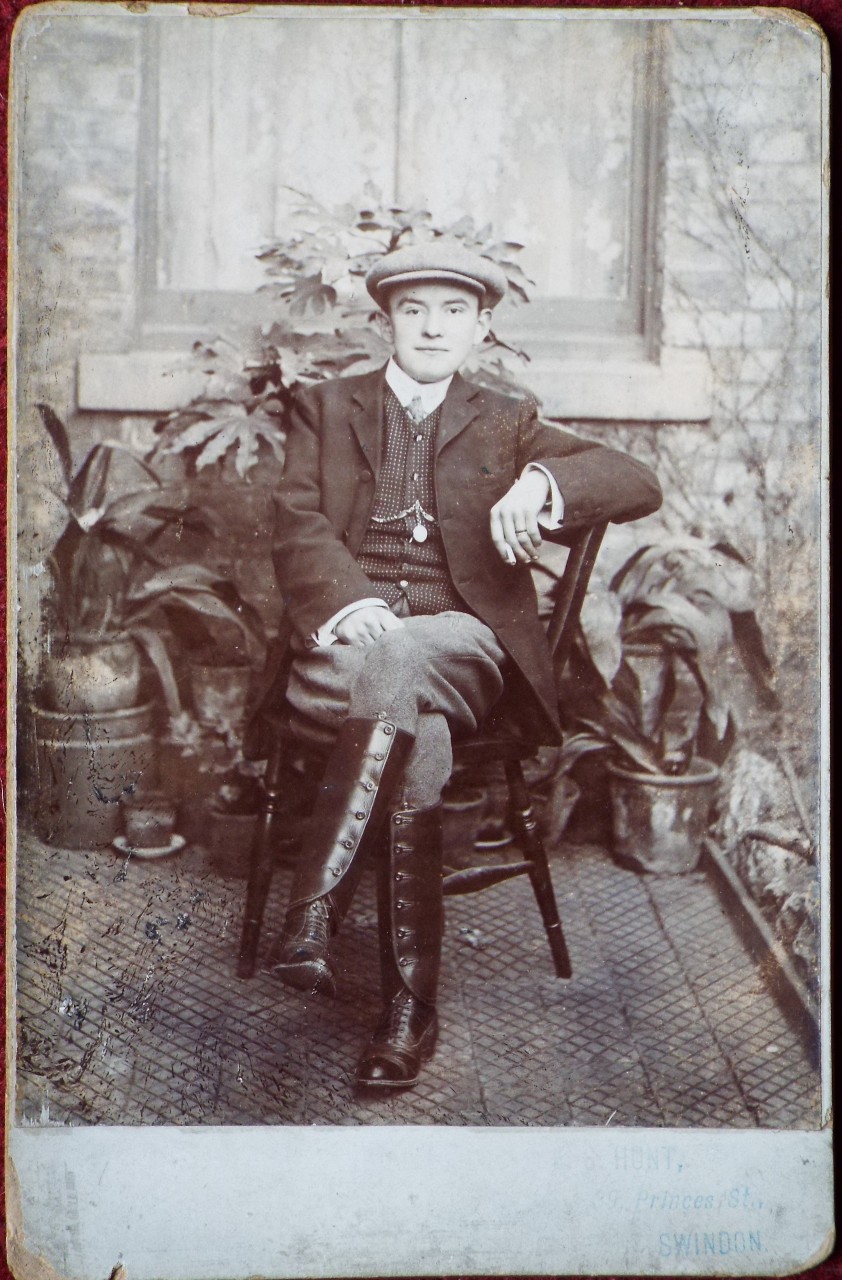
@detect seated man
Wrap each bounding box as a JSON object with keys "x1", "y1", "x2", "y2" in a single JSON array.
[{"x1": 260, "y1": 241, "x2": 662, "y2": 1091}]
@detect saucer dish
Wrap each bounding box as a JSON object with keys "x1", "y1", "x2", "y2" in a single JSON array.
[{"x1": 112, "y1": 833, "x2": 186, "y2": 860}]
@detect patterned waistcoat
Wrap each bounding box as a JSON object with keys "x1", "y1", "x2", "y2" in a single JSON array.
[{"x1": 356, "y1": 388, "x2": 466, "y2": 616}]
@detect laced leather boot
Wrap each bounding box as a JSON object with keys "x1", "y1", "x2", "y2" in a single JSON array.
[
  {"x1": 271, "y1": 898, "x2": 336, "y2": 996},
  {"x1": 356, "y1": 804, "x2": 443, "y2": 1088},
  {"x1": 270, "y1": 717, "x2": 414, "y2": 997}
]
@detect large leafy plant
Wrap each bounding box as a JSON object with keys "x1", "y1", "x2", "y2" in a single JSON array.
[
  {"x1": 38, "y1": 404, "x2": 265, "y2": 714},
  {"x1": 556, "y1": 537, "x2": 777, "y2": 778},
  {"x1": 149, "y1": 185, "x2": 535, "y2": 477},
  {"x1": 256, "y1": 184, "x2": 534, "y2": 387},
  {"x1": 149, "y1": 335, "x2": 287, "y2": 480}
]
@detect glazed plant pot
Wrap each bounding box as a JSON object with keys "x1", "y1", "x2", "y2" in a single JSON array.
[
  {"x1": 41, "y1": 634, "x2": 142, "y2": 714},
  {"x1": 30, "y1": 701, "x2": 156, "y2": 849},
  {"x1": 607, "y1": 758, "x2": 720, "y2": 875}
]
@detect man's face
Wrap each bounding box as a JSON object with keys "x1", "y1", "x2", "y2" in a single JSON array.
[{"x1": 382, "y1": 282, "x2": 492, "y2": 383}]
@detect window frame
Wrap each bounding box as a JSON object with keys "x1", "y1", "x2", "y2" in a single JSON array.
[{"x1": 134, "y1": 19, "x2": 667, "y2": 365}]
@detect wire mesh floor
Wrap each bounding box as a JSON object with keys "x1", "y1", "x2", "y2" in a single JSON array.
[{"x1": 13, "y1": 830, "x2": 820, "y2": 1129}]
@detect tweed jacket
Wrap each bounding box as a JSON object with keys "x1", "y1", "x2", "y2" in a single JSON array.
[{"x1": 247, "y1": 366, "x2": 662, "y2": 754}]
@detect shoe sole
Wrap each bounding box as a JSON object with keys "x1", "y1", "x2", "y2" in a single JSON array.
[{"x1": 273, "y1": 959, "x2": 336, "y2": 999}]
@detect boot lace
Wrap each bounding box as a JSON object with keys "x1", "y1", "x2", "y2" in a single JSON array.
[
  {"x1": 376, "y1": 989, "x2": 424, "y2": 1041},
  {"x1": 289, "y1": 899, "x2": 332, "y2": 948}
]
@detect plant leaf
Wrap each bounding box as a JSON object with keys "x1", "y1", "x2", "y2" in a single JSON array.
[
  {"x1": 629, "y1": 593, "x2": 732, "y2": 661},
  {"x1": 577, "y1": 588, "x2": 623, "y2": 687},
  {"x1": 130, "y1": 625, "x2": 182, "y2": 717},
  {"x1": 556, "y1": 732, "x2": 610, "y2": 775},
  {"x1": 680, "y1": 651, "x2": 731, "y2": 747},
  {"x1": 157, "y1": 415, "x2": 220, "y2": 454},
  {"x1": 68, "y1": 443, "x2": 112, "y2": 517},
  {"x1": 289, "y1": 275, "x2": 338, "y2": 318},
  {"x1": 98, "y1": 488, "x2": 181, "y2": 536},
  {"x1": 196, "y1": 419, "x2": 251, "y2": 471},
  {"x1": 235, "y1": 429, "x2": 259, "y2": 479},
  {"x1": 96, "y1": 527, "x2": 162, "y2": 567},
  {"x1": 578, "y1": 709, "x2": 662, "y2": 774},
  {"x1": 126, "y1": 564, "x2": 229, "y2": 597},
  {"x1": 36, "y1": 404, "x2": 73, "y2": 490},
  {"x1": 731, "y1": 610, "x2": 778, "y2": 705}
]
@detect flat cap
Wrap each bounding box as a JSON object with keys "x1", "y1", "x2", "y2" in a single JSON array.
[{"x1": 366, "y1": 241, "x2": 507, "y2": 309}]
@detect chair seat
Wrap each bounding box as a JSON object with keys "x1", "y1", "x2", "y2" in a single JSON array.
[{"x1": 453, "y1": 733, "x2": 536, "y2": 766}]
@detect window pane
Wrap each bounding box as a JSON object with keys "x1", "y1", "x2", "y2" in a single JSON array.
[
  {"x1": 155, "y1": 16, "x2": 399, "y2": 292},
  {"x1": 398, "y1": 19, "x2": 643, "y2": 305}
]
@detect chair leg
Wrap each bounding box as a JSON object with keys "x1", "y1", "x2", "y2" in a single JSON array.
[
  {"x1": 237, "y1": 744, "x2": 287, "y2": 979},
  {"x1": 504, "y1": 759, "x2": 572, "y2": 979}
]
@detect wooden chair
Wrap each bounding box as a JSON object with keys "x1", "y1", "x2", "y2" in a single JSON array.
[{"x1": 237, "y1": 521, "x2": 608, "y2": 982}]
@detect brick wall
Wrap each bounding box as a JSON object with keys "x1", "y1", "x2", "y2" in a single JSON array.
[
  {"x1": 663, "y1": 17, "x2": 822, "y2": 565},
  {"x1": 582, "y1": 18, "x2": 824, "y2": 650},
  {"x1": 14, "y1": 13, "x2": 142, "y2": 413}
]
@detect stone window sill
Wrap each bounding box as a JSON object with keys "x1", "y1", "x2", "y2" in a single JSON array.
[
  {"x1": 528, "y1": 348, "x2": 712, "y2": 422},
  {"x1": 77, "y1": 347, "x2": 712, "y2": 424}
]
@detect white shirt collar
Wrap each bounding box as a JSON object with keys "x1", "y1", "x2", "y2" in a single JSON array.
[{"x1": 385, "y1": 358, "x2": 453, "y2": 415}]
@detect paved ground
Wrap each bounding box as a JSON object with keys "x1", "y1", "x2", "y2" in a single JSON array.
[{"x1": 13, "y1": 828, "x2": 820, "y2": 1129}]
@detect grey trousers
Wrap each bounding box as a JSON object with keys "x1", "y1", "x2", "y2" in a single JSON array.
[{"x1": 286, "y1": 612, "x2": 507, "y2": 808}]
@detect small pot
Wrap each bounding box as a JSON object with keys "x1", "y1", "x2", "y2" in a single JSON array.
[
  {"x1": 608, "y1": 758, "x2": 720, "y2": 875},
  {"x1": 122, "y1": 791, "x2": 178, "y2": 849}
]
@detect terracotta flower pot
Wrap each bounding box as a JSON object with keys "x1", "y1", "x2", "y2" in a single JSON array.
[
  {"x1": 122, "y1": 791, "x2": 178, "y2": 849},
  {"x1": 608, "y1": 758, "x2": 720, "y2": 875},
  {"x1": 206, "y1": 807, "x2": 259, "y2": 878},
  {"x1": 190, "y1": 662, "x2": 252, "y2": 728}
]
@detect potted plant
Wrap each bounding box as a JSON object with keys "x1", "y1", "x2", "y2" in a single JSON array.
[
  {"x1": 30, "y1": 405, "x2": 265, "y2": 849},
  {"x1": 555, "y1": 536, "x2": 777, "y2": 873}
]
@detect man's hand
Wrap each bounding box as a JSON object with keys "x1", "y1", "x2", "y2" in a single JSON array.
[
  {"x1": 335, "y1": 605, "x2": 404, "y2": 647},
  {"x1": 490, "y1": 470, "x2": 550, "y2": 565}
]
